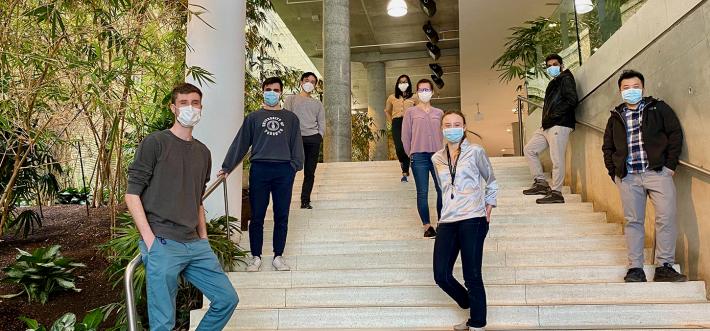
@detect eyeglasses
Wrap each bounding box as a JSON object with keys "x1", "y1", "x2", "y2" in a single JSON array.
[{"x1": 417, "y1": 88, "x2": 432, "y2": 93}]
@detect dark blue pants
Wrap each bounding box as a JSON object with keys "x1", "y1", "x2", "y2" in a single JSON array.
[
  {"x1": 433, "y1": 217, "x2": 489, "y2": 328},
  {"x1": 248, "y1": 161, "x2": 295, "y2": 257},
  {"x1": 391, "y1": 117, "x2": 410, "y2": 174},
  {"x1": 410, "y1": 152, "x2": 442, "y2": 225}
]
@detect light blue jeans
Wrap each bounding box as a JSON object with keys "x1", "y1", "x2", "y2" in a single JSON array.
[{"x1": 139, "y1": 237, "x2": 238, "y2": 331}]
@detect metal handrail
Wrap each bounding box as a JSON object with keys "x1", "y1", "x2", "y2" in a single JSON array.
[
  {"x1": 515, "y1": 95, "x2": 710, "y2": 177},
  {"x1": 125, "y1": 174, "x2": 229, "y2": 331}
]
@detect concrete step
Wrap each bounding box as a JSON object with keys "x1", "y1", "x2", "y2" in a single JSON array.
[
  {"x1": 255, "y1": 213, "x2": 609, "y2": 231},
  {"x1": 225, "y1": 282, "x2": 707, "y2": 309},
  {"x1": 238, "y1": 236, "x2": 626, "y2": 256},
  {"x1": 293, "y1": 173, "x2": 537, "y2": 184},
  {"x1": 295, "y1": 168, "x2": 534, "y2": 180},
  {"x1": 283, "y1": 194, "x2": 583, "y2": 209},
  {"x1": 229, "y1": 249, "x2": 645, "y2": 271},
  {"x1": 239, "y1": 223, "x2": 621, "y2": 245},
  {"x1": 299, "y1": 185, "x2": 572, "y2": 194},
  {"x1": 194, "y1": 303, "x2": 710, "y2": 330},
  {"x1": 227, "y1": 265, "x2": 681, "y2": 288}
]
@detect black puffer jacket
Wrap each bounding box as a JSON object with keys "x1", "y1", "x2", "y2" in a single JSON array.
[
  {"x1": 541, "y1": 69, "x2": 578, "y2": 130},
  {"x1": 601, "y1": 97, "x2": 683, "y2": 181}
]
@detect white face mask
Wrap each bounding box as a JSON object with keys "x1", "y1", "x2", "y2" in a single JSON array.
[
  {"x1": 176, "y1": 105, "x2": 202, "y2": 128},
  {"x1": 398, "y1": 83, "x2": 409, "y2": 92},
  {"x1": 418, "y1": 91, "x2": 433, "y2": 103},
  {"x1": 303, "y1": 82, "x2": 315, "y2": 93}
]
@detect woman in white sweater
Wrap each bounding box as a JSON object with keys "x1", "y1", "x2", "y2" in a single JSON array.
[{"x1": 432, "y1": 110, "x2": 498, "y2": 331}]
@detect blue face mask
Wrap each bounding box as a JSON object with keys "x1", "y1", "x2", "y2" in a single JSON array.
[
  {"x1": 546, "y1": 66, "x2": 561, "y2": 78},
  {"x1": 263, "y1": 91, "x2": 280, "y2": 107},
  {"x1": 622, "y1": 88, "x2": 643, "y2": 105},
  {"x1": 443, "y1": 128, "x2": 465, "y2": 143}
]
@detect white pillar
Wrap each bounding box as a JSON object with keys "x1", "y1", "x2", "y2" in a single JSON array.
[{"x1": 187, "y1": 0, "x2": 245, "y2": 222}]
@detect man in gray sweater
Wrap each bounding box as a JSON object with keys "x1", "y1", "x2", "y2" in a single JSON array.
[
  {"x1": 220, "y1": 77, "x2": 305, "y2": 272},
  {"x1": 126, "y1": 83, "x2": 238, "y2": 330}
]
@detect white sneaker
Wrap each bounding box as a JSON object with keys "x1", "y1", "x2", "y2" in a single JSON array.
[
  {"x1": 272, "y1": 256, "x2": 291, "y2": 271},
  {"x1": 453, "y1": 321, "x2": 468, "y2": 331},
  {"x1": 469, "y1": 327, "x2": 485, "y2": 331},
  {"x1": 246, "y1": 256, "x2": 261, "y2": 272}
]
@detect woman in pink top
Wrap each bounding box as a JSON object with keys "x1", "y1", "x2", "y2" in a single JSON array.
[{"x1": 402, "y1": 79, "x2": 444, "y2": 238}]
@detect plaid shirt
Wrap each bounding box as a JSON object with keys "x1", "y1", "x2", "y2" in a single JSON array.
[{"x1": 623, "y1": 101, "x2": 648, "y2": 173}]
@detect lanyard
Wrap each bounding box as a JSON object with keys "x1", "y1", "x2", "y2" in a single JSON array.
[{"x1": 446, "y1": 145, "x2": 461, "y2": 199}]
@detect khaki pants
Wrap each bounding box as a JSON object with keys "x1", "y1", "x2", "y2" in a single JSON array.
[
  {"x1": 616, "y1": 168, "x2": 678, "y2": 269},
  {"x1": 523, "y1": 126, "x2": 572, "y2": 192}
]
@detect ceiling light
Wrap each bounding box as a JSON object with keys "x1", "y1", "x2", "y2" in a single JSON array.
[
  {"x1": 501, "y1": 148, "x2": 507, "y2": 152},
  {"x1": 423, "y1": 21, "x2": 439, "y2": 43},
  {"x1": 420, "y1": 0, "x2": 437, "y2": 17},
  {"x1": 387, "y1": 0, "x2": 408, "y2": 17},
  {"x1": 426, "y1": 42, "x2": 441, "y2": 61},
  {"x1": 575, "y1": 0, "x2": 594, "y2": 14},
  {"x1": 431, "y1": 75, "x2": 444, "y2": 89},
  {"x1": 429, "y1": 63, "x2": 443, "y2": 77},
  {"x1": 506, "y1": 128, "x2": 512, "y2": 132}
]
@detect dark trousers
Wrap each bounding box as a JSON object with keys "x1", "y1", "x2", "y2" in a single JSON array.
[
  {"x1": 411, "y1": 152, "x2": 442, "y2": 225},
  {"x1": 300, "y1": 134, "x2": 322, "y2": 203},
  {"x1": 391, "y1": 117, "x2": 410, "y2": 174},
  {"x1": 433, "y1": 217, "x2": 489, "y2": 328},
  {"x1": 248, "y1": 161, "x2": 295, "y2": 257}
]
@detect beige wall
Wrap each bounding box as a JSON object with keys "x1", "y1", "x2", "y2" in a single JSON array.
[{"x1": 526, "y1": 0, "x2": 710, "y2": 297}]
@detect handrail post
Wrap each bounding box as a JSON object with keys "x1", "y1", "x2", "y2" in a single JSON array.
[
  {"x1": 125, "y1": 255, "x2": 142, "y2": 331},
  {"x1": 517, "y1": 97, "x2": 525, "y2": 156},
  {"x1": 223, "y1": 179, "x2": 230, "y2": 239}
]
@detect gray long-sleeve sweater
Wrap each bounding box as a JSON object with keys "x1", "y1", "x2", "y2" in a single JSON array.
[{"x1": 222, "y1": 108, "x2": 305, "y2": 173}]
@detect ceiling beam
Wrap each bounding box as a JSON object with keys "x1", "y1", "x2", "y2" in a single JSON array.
[{"x1": 349, "y1": 48, "x2": 459, "y2": 63}]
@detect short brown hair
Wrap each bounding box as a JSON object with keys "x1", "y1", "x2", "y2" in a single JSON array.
[
  {"x1": 416, "y1": 78, "x2": 434, "y2": 91},
  {"x1": 170, "y1": 83, "x2": 202, "y2": 104}
]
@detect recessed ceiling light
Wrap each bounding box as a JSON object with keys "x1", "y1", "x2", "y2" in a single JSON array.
[{"x1": 506, "y1": 128, "x2": 512, "y2": 132}]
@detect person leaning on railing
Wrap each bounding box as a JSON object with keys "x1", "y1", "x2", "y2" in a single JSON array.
[{"x1": 124, "y1": 83, "x2": 238, "y2": 331}]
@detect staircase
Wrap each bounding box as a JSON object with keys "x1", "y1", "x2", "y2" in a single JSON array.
[{"x1": 191, "y1": 157, "x2": 710, "y2": 330}]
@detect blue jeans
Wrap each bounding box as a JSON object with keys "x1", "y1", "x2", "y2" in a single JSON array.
[
  {"x1": 410, "y1": 152, "x2": 442, "y2": 225},
  {"x1": 433, "y1": 217, "x2": 489, "y2": 328},
  {"x1": 139, "y1": 237, "x2": 238, "y2": 331},
  {"x1": 249, "y1": 161, "x2": 296, "y2": 257}
]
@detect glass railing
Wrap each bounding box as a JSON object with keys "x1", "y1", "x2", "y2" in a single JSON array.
[{"x1": 521, "y1": 0, "x2": 647, "y2": 102}]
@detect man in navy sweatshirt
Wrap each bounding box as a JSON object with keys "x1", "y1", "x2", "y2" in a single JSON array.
[{"x1": 220, "y1": 77, "x2": 304, "y2": 272}]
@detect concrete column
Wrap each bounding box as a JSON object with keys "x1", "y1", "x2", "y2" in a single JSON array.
[
  {"x1": 366, "y1": 62, "x2": 388, "y2": 160},
  {"x1": 323, "y1": 0, "x2": 352, "y2": 162},
  {"x1": 187, "y1": 0, "x2": 245, "y2": 221}
]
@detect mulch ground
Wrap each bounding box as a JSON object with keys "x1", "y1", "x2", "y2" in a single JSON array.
[{"x1": 0, "y1": 205, "x2": 124, "y2": 331}]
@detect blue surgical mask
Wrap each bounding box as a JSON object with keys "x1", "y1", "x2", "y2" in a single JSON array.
[
  {"x1": 622, "y1": 88, "x2": 643, "y2": 105},
  {"x1": 263, "y1": 91, "x2": 281, "y2": 107},
  {"x1": 546, "y1": 66, "x2": 561, "y2": 78},
  {"x1": 443, "y1": 128, "x2": 464, "y2": 143}
]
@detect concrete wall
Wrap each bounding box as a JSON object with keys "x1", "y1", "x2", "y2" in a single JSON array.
[{"x1": 555, "y1": 0, "x2": 710, "y2": 296}]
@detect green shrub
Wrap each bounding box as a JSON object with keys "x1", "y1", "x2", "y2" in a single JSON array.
[
  {"x1": 1, "y1": 245, "x2": 85, "y2": 304},
  {"x1": 20, "y1": 309, "x2": 104, "y2": 331},
  {"x1": 6, "y1": 209, "x2": 42, "y2": 238}
]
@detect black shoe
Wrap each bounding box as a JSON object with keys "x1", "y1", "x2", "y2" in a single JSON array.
[
  {"x1": 523, "y1": 181, "x2": 551, "y2": 195},
  {"x1": 300, "y1": 202, "x2": 313, "y2": 209},
  {"x1": 653, "y1": 263, "x2": 688, "y2": 282},
  {"x1": 624, "y1": 268, "x2": 647, "y2": 282},
  {"x1": 400, "y1": 176, "x2": 408, "y2": 183},
  {"x1": 536, "y1": 190, "x2": 565, "y2": 204},
  {"x1": 423, "y1": 226, "x2": 437, "y2": 238}
]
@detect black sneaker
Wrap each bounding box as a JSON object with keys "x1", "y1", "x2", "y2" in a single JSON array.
[
  {"x1": 653, "y1": 263, "x2": 688, "y2": 282},
  {"x1": 300, "y1": 202, "x2": 313, "y2": 209},
  {"x1": 400, "y1": 176, "x2": 408, "y2": 183},
  {"x1": 423, "y1": 226, "x2": 437, "y2": 238},
  {"x1": 536, "y1": 190, "x2": 565, "y2": 204},
  {"x1": 523, "y1": 180, "x2": 551, "y2": 195},
  {"x1": 624, "y1": 268, "x2": 647, "y2": 282}
]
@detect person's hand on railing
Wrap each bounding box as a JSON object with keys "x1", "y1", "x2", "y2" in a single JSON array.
[{"x1": 217, "y1": 169, "x2": 228, "y2": 178}]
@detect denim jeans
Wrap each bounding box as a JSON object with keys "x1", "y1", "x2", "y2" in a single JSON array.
[
  {"x1": 249, "y1": 161, "x2": 296, "y2": 257},
  {"x1": 433, "y1": 217, "x2": 489, "y2": 328},
  {"x1": 139, "y1": 237, "x2": 238, "y2": 331},
  {"x1": 410, "y1": 152, "x2": 442, "y2": 225}
]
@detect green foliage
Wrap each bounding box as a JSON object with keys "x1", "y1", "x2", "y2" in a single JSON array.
[
  {"x1": 207, "y1": 216, "x2": 248, "y2": 271},
  {"x1": 1, "y1": 245, "x2": 85, "y2": 304},
  {"x1": 351, "y1": 112, "x2": 380, "y2": 161},
  {"x1": 491, "y1": 17, "x2": 566, "y2": 83},
  {"x1": 57, "y1": 187, "x2": 91, "y2": 205},
  {"x1": 20, "y1": 309, "x2": 104, "y2": 331},
  {"x1": 6, "y1": 209, "x2": 42, "y2": 238}
]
